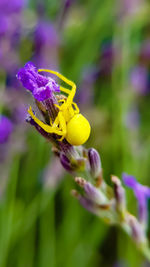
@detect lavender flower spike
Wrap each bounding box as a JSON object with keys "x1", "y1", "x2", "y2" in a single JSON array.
[
  {"x1": 17, "y1": 62, "x2": 60, "y2": 101},
  {"x1": 0, "y1": 115, "x2": 13, "y2": 143},
  {"x1": 123, "y1": 173, "x2": 150, "y2": 227}
]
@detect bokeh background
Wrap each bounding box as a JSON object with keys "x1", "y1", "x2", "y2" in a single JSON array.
[{"x1": 0, "y1": 0, "x2": 150, "y2": 266}]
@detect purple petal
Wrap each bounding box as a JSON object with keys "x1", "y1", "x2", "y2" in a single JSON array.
[
  {"x1": 79, "y1": 196, "x2": 96, "y2": 214},
  {"x1": 33, "y1": 86, "x2": 52, "y2": 102},
  {"x1": 0, "y1": 0, "x2": 25, "y2": 14},
  {"x1": 122, "y1": 173, "x2": 137, "y2": 188},
  {"x1": 34, "y1": 21, "x2": 59, "y2": 50},
  {"x1": 17, "y1": 62, "x2": 60, "y2": 101},
  {"x1": 131, "y1": 66, "x2": 148, "y2": 95},
  {"x1": 88, "y1": 148, "x2": 101, "y2": 178},
  {"x1": 122, "y1": 173, "x2": 150, "y2": 224},
  {"x1": 60, "y1": 153, "x2": 73, "y2": 172},
  {"x1": 84, "y1": 182, "x2": 106, "y2": 203},
  {"x1": 0, "y1": 115, "x2": 13, "y2": 144}
]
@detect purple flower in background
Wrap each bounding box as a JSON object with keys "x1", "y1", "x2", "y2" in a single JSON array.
[
  {"x1": 0, "y1": 0, "x2": 25, "y2": 14},
  {"x1": 17, "y1": 62, "x2": 60, "y2": 101},
  {"x1": 0, "y1": 15, "x2": 10, "y2": 36},
  {"x1": 99, "y1": 43, "x2": 113, "y2": 76},
  {"x1": 125, "y1": 107, "x2": 140, "y2": 130},
  {"x1": 119, "y1": 0, "x2": 142, "y2": 18},
  {"x1": 34, "y1": 21, "x2": 59, "y2": 51},
  {"x1": 0, "y1": 0, "x2": 25, "y2": 73},
  {"x1": 0, "y1": 115, "x2": 13, "y2": 144},
  {"x1": 79, "y1": 67, "x2": 96, "y2": 106},
  {"x1": 140, "y1": 39, "x2": 150, "y2": 63},
  {"x1": 33, "y1": 20, "x2": 59, "y2": 69},
  {"x1": 13, "y1": 104, "x2": 27, "y2": 124},
  {"x1": 131, "y1": 66, "x2": 148, "y2": 95},
  {"x1": 0, "y1": 0, "x2": 25, "y2": 37},
  {"x1": 123, "y1": 173, "x2": 150, "y2": 225}
]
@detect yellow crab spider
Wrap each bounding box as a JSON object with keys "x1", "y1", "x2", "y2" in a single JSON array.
[{"x1": 28, "y1": 69, "x2": 91, "y2": 146}]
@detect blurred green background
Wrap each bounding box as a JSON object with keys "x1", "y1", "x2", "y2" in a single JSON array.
[{"x1": 0, "y1": 0, "x2": 150, "y2": 266}]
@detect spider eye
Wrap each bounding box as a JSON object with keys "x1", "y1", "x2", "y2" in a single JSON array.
[{"x1": 66, "y1": 114, "x2": 91, "y2": 146}]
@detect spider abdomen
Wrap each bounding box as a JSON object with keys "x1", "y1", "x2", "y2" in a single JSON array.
[{"x1": 66, "y1": 114, "x2": 91, "y2": 146}]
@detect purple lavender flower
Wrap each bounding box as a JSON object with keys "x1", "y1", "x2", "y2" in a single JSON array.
[
  {"x1": 0, "y1": 115, "x2": 13, "y2": 144},
  {"x1": 125, "y1": 107, "x2": 140, "y2": 130},
  {"x1": 123, "y1": 173, "x2": 150, "y2": 225},
  {"x1": 99, "y1": 43, "x2": 113, "y2": 77},
  {"x1": 0, "y1": 15, "x2": 10, "y2": 36},
  {"x1": 130, "y1": 66, "x2": 148, "y2": 95},
  {"x1": 119, "y1": 0, "x2": 142, "y2": 18},
  {"x1": 140, "y1": 39, "x2": 150, "y2": 63},
  {"x1": 34, "y1": 21, "x2": 59, "y2": 51},
  {"x1": 78, "y1": 67, "x2": 95, "y2": 106},
  {"x1": 0, "y1": 0, "x2": 25, "y2": 14},
  {"x1": 0, "y1": 0, "x2": 25, "y2": 73},
  {"x1": 17, "y1": 62, "x2": 60, "y2": 101},
  {"x1": 33, "y1": 20, "x2": 59, "y2": 69},
  {"x1": 0, "y1": 0, "x2": 25, "y2": 38}
]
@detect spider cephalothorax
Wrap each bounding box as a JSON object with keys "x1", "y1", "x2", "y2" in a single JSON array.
[{"x1": 28, "y1": 69, "x2": 91, "y2": 146}]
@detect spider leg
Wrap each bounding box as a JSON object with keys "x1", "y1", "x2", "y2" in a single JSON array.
[
  {"x1": 57, "y1": 112, "x2": 67, "y2": 141},
  {"x1": 54, "y1": 104, "x2": 61, "y2": 110},
  {"x1": 72, "y1": 102, "x2": 79, "y2": 113},
  {"x1": 60, "y1": 87, "x2": 79, "y2": 114},
  {"x1": 51, "y1": 115, "x2": 59, "y2": 128},
  {"x1": 49, "y1": 117, "x2": 53, "y2": 126},
  {"x1": 38, "y1": 69, "x2": 76, "y2": 104},
  {"x1": 28, "y1": 106, "x2": 65, "y2": 136},
  {"x1": 60, "y1": 86, "x2": 70, "y2": 95}
]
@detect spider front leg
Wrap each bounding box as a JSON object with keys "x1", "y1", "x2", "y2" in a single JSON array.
[
  {"x1": 49, "y1": 111, "x2": 67, "y2": 141},
  {"x1": 28, "y1": 106, "x2": 66, "y2": 138},
  {"x1": 60, "y1": 87, "x2": 79, "y2": 114},
  {"x1": 60, "y1": 86, "x2": 70, "y2": 95},
  {"x1": 57, "y1": 112, "x2": 67, "y2": 141},
  {"x1": 38, "y1": 69, "x2": 77, "y2": 105}
]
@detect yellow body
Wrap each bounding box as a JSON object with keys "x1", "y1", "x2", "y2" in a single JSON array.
[
  {"x1": 28, "y1": 69, "x2": 91, "y2": 146},
  {"x1": 66, "y1": 114, "x2": 91, "y2": 146}
]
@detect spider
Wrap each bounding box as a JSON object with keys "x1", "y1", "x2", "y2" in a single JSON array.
[{"x1": 28, "y1": 69, "x2": 91, "y2": 146}]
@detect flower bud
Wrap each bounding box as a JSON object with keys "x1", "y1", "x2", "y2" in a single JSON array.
[
  {"x1": 111, "y1": 175, "x2": 126, "y2": 216},
  {"x1": 75, "y1": 177, "x2": 107, "y2": 204},
  {"x1": 60, "y1": 152, "x2": 73, "y2": 172},
  {"x1": 79, "y1": 196, "x2": 97, "y2": 214},
  {"x1": 128, "y1": 215, "x2": 146, "y2": 245},
  {"x1": 88, "y1": 148, "x2": 102, "y2": 178},
  {"x1": 84, "y1": 181, "x2": 107, "y2": 204}
]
